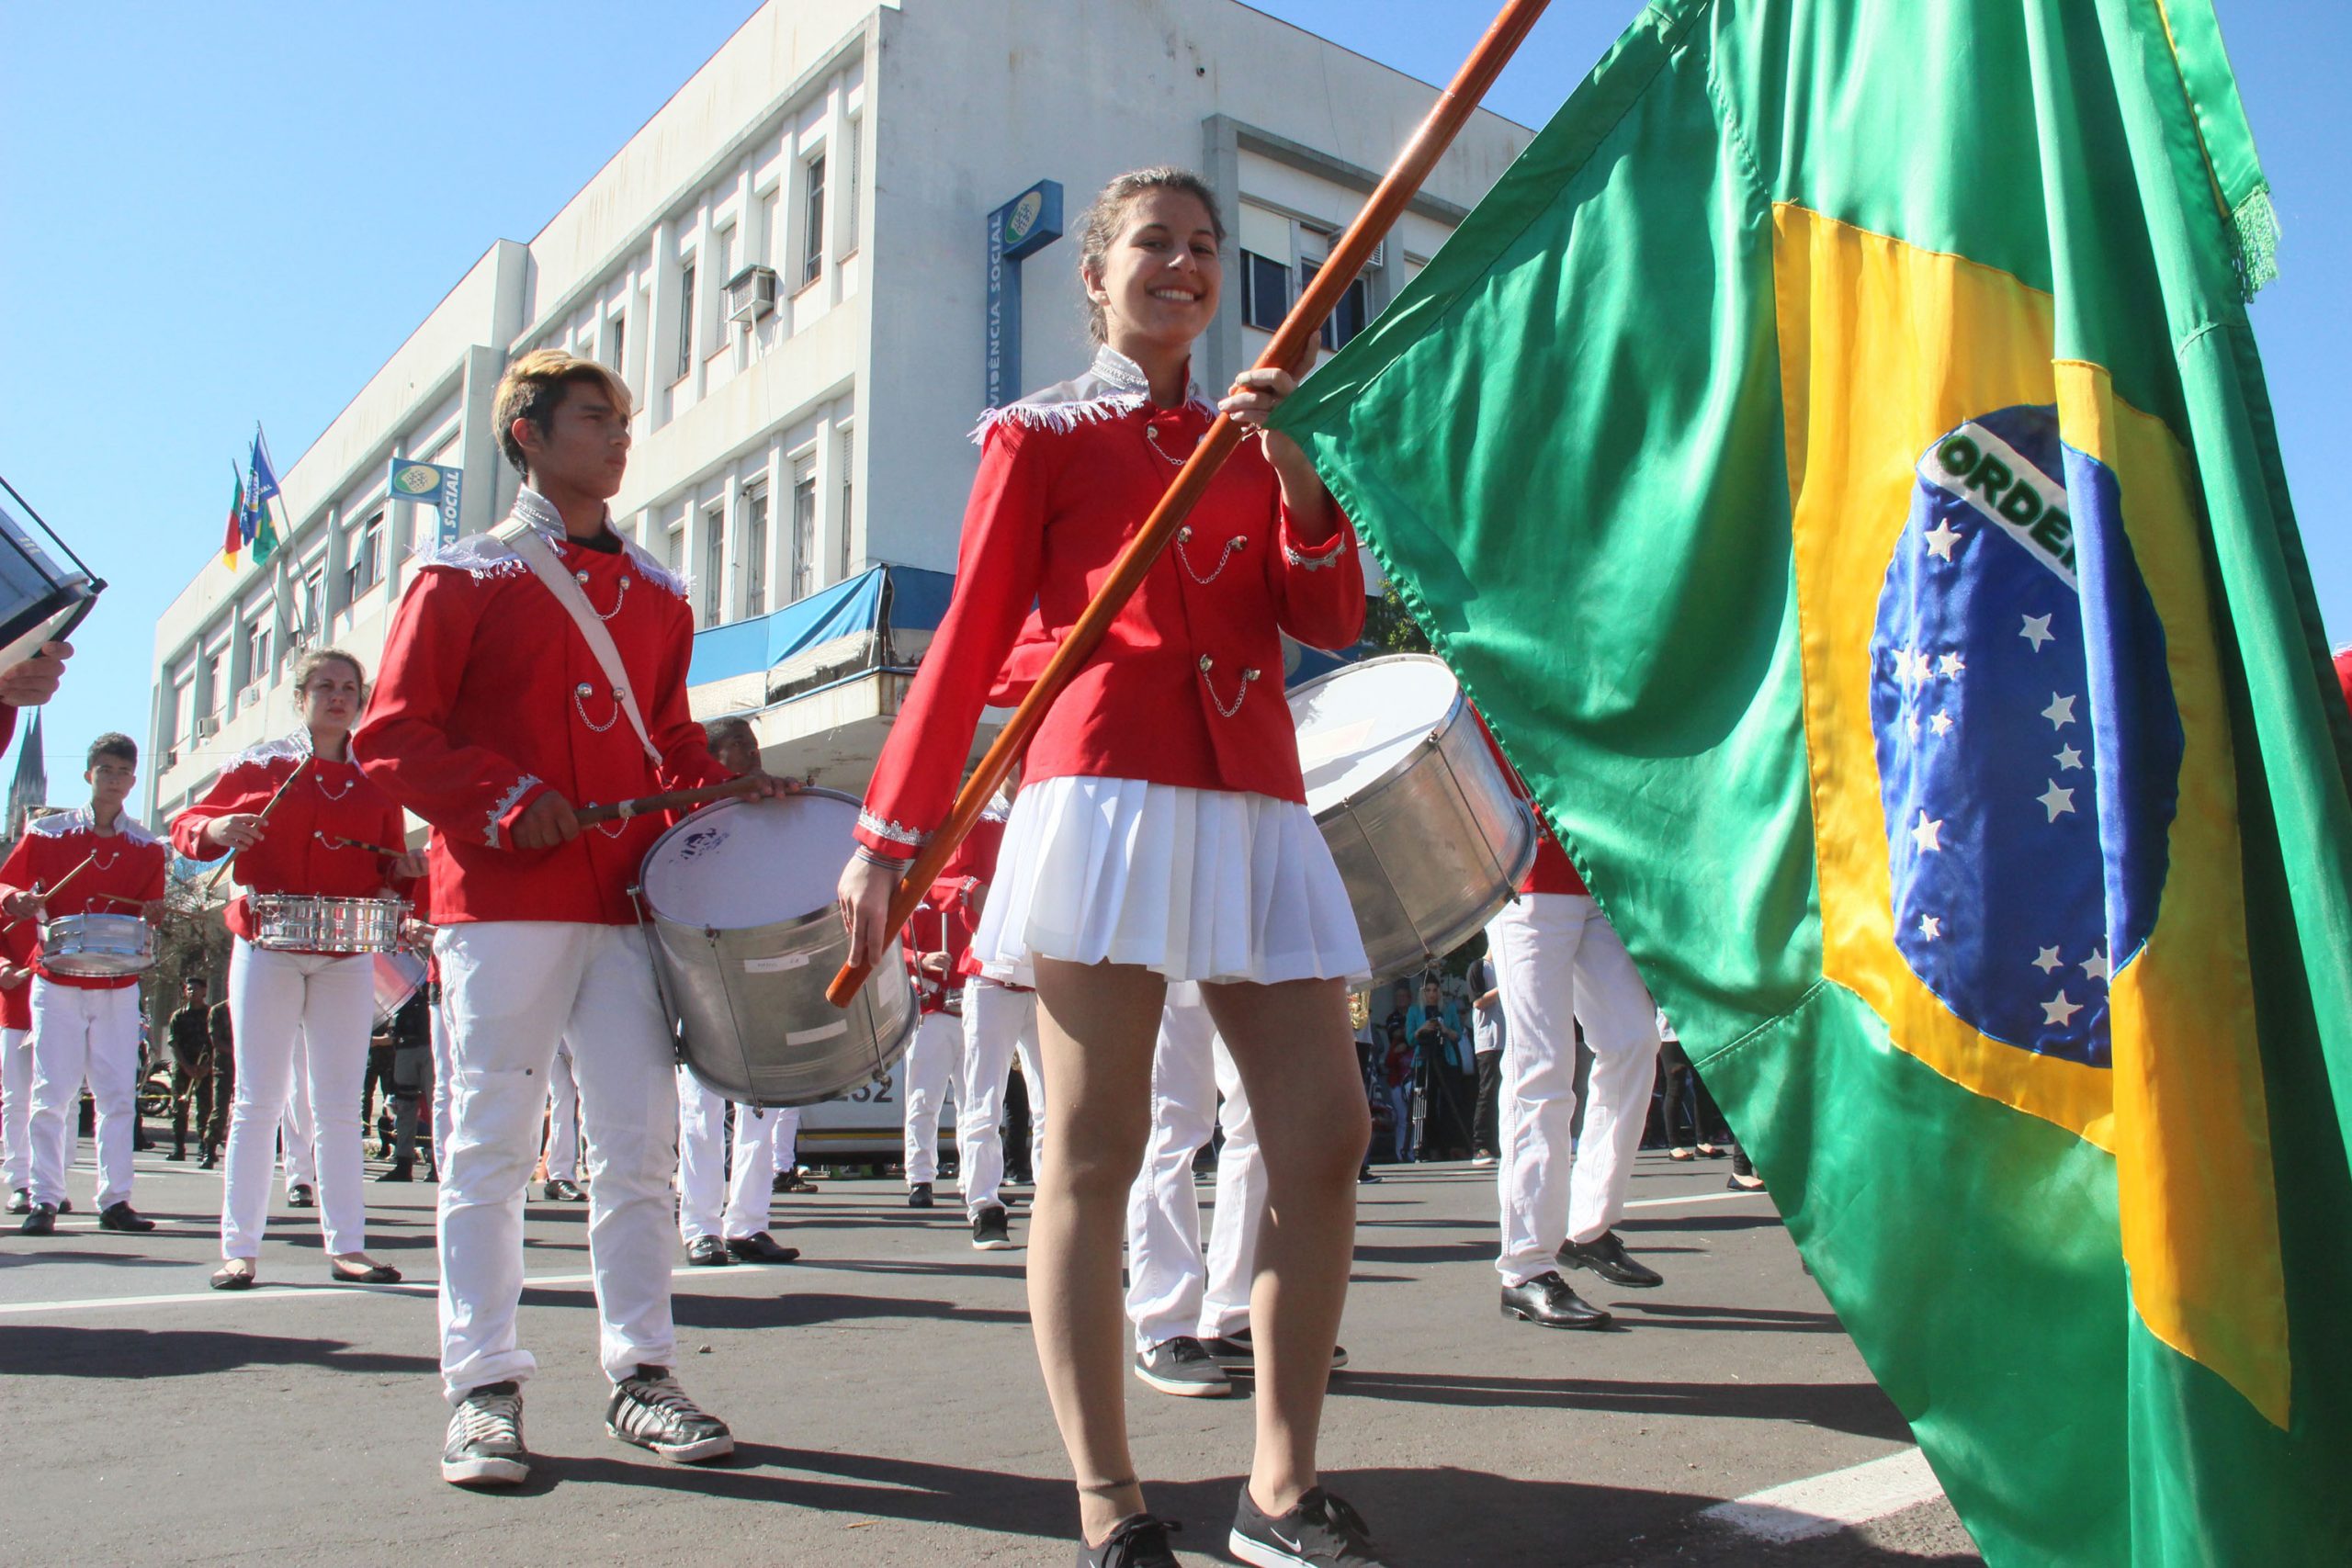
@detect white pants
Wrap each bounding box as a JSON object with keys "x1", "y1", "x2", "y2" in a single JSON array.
[
  {"x1": 675, "y1": 1070, "x2": 781, "y2": 1242},
  {"x1": 2, "y1": 1024, "x2": 29, "y2": 1190},
  {"x1": 1490, "y1": 894, "x2": 1661, "y2": 1286},
  {"x1": 900, "y1": 1010, "x2": 961, "y2": 1185},
  {"x1": 430, "y1": 987, "x2": 453, "y2": 1167},
  {"x1": 772, "y1": 1105, "x2": 799, "y2": 1172},
  {"x1": 957, "y1": 978, "x2": 1044, "y2": 1215},
  {"x1": 436, "y1": 922, "x2": 681, "y2": 1402},
  {"x1": 220, "y1": 941, "x2": 377, "y2": 1259},
  {"x1": 1126, "y1": 989, "x2": 1263, "y2": 1349},
  {"x1": 544, "y1": 1042, "x2": 582, "y2": 1181},
  {"x1": 26, "y1": 978, "x2": 142, "y2": 1210},
  {"x1": 279, "y1": 1029, "x2": 318, "y2": 1192}
]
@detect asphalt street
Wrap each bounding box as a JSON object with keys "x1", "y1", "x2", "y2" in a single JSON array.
[{"x1": 0, "y1": 1145, "x2": 1982, "y2": 1566}]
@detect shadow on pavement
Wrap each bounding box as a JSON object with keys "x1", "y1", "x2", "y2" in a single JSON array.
[
  {"x1": 1329, "y1": 1371, "x2": 1911, "y2": 1442},
  {"x1": 0, "y1": 1324, "x2": 436, "y2": 1380}
]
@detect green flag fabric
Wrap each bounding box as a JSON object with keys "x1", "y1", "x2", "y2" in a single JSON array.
[{"x1": 1276, "y1": 2, "x2": 2352, "y2": 1562}]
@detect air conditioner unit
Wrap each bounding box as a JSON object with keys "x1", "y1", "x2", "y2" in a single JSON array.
[
  {"x1": 726, "y1": 265, "x2": 780, "y2": 324},
  {"x1": 196, "y1": 716, "x2": 220, "y2": 739}
]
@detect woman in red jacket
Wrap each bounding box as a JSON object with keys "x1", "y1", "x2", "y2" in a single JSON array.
[
  {"x1": 174, "y1": 649, "x2": 417, "y2": 1289},
  {"x1": 840, "y1": 169, "x2": 1378, "y2": 1568}
]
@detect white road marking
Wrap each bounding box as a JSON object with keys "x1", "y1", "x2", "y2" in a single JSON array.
[
  {"x1": 1698, "y1": 1447, "x2": 1944, "y2": 1543},
  {"x1": 0, "y1": 1184, "x2": 1775, "y2": 1318}
]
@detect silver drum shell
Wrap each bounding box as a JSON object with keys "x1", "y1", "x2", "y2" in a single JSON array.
[
  {"x1": 638, "y1": 793, "x2": 917, "y2": 1108},
  {"x1": 41, "y1": 913, "x2": 154, "y2": 976},
  {"x1": 1293, "y1": 658, "x2": 1538, "y2": 983},
  {"x1": 248, "y1": 894, "x2": 407, "y2": 953}
]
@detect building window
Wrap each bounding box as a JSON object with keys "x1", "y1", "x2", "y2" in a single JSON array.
[
  {"x1": 742, "y1": 487, "x2": 769, "y2": 618},
  {"x1": 791, "y1": 469, "x2": 816, "y2": 602},
  {"x1": 244, "y1": 619, "x2": 272, "y2": 684},
  {"x1": 836, "y1": 119, "x2": 861, "y2": 261},
  {"x1": 299, "y1": 569, "x2": 324, "y2": 644},
  {"x1": 674, "y1": 261, "x2": 696, "y2": 380},
  {"x1": 836, "y1": 427, "x2": 854, "y2": 581},
  {"x1": 344, "y1": 513, "x2": 384, "y2": 605},
  {"x1": 606, "y1": 313, "x2": 627, "y2": 376},
  {"x1": 800, "y1": 155, "x2": 826, "y2": 288},
  {"x1": 173, "y1": 681, "x2": 194, "y2": 745},
  {"x1": 702, "y1": 502, "x2": 726, "y2": 625},
  {"x1": 1241, "y1": 251, "x2": 1289, "y2": 331},
  {"x1": 203, "y1": 650, "x2": 227, "y2": 719},
  {"x1": 666, "y1": 522, "x2": 684, "y2": 574},
  {"x1": 1300, "y1": 259, "x2": 1370, "y2": 350}
]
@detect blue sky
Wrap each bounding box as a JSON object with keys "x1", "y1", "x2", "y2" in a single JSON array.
[{"x1": 2, "y1": 1, "x2": 2343, "y2": 794}]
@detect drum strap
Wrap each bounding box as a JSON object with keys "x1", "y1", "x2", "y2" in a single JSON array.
[{"x1": 495, "y1": 521, "x2": 663, "y2": 767}]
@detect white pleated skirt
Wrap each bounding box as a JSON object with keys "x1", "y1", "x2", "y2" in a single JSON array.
[{"x1": 971, "y1": 775, "x2": 1370, "y2": 988}]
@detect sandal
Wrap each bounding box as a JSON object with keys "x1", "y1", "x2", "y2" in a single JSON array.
[
  {"x1": 329, "y1": 1258, "x2": 404, "y2": 1284},
  {"x1": 210, "y1": 1262, "x2": 257, "y2": 1291}
]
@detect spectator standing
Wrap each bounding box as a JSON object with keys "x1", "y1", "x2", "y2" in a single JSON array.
[
  {"x1": 166, "y1": 976, "x2": 216, "y2": 1161},
  {"x1": 1407, "y1": 978, "x2": 1471, "y2": 1160},
  {"x1": 1467, "y1": 949, "x2": 1505, "y2": 1166},
  {"x1": 202, "y1": 996, "x2": 234, "y2": 1168}
]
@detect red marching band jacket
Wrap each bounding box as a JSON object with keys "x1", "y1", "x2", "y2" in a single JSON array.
[
  {"x1": 169, "y1": 735, "x2": 414, "y2": 943},
  {"x1": 899, "y1": 804, "x2": 1014, "y2": 1010},
  {"x1": 854, "y1": 348, "x2": 1366, "y2": 861},
  {"x1": 0, "y1": 810, "x2": 168, "y2": 990},
  {"x1": 1474, "y1": 709, "x2": 1589, "y2": 898},
  {"x1": 352, "y1": 492, "x2": 729, "y2": 926}
]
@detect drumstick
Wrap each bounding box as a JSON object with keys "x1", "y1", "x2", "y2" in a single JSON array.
[
  {"x1": 825, "y1": 0, "x2": 1552, "y2": 1007},
  {"x1": 200, "y1": 757, "x2": 311, "y2": 893},
  {"x1": 0, "y1": 848, "x2": 101, "y2": 934},
  {"x1": 319, "y1": 832, "x2": 411, "y2": 861},
  {"x1": 573, "y1": 774, "x2": 763, "y2": 828}
]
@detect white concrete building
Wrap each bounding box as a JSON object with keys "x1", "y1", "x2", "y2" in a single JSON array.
[{"x1": 146, "y1": 0, "x2": 1532, "y2": 827}]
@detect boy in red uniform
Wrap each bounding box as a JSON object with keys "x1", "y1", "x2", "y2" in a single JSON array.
[
  {"x1": 2, "y1": 733, "x2": 168, "y2": 1235},
  {"x1": 1, "y1": 908, "x2": 40, "y2": 1212},
  {"x1": 356, "y1": 349, "x2": 786, "y2": 1486}
]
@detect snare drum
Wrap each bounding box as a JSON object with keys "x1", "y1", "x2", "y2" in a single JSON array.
[
  {"x1": 1287, "y1": 654, "x2": 1537, "y2": 981},
  {"x1": 248, "y1": 894, "x2": 408, "y2": 954},
  {"x1": 41, "y1": 913, "x2": 155, "y2": 977},
  {"x1": 635, "y1": 790, "x2": 916, "y2": 1107}
]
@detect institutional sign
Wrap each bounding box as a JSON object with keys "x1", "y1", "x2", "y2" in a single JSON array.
[
  {"x1": 984, "y1": 179, "x2": 1065, "y2": 411},
  {"x1": 386, "y1": 459, "x2": 464, "y2": 547}
]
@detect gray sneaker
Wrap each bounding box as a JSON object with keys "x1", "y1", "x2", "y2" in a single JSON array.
[
  {"x1": 605, "y1": 1365, "x2": 734, "y2": 1463},
  {"x1": 1133, "y1": 1336, "x2": 1232, "y2": 1398},
  {"x1": 971, "y1": 1204, "x2": 1014, "y2": 1250},
  {"x1": 441, "y1": 1382, "x2": 529, "y2": 1486}
]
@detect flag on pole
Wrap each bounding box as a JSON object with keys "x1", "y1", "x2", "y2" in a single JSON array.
[
  {"x1": 1276, "y1": 2, "x2": 2351, "y2": 1562},
  {"x1": 220, "y1": 466, "x2": 244, "y2": 570},
  {"x1": 244, "y1": 432, "x2": 281, "y2": 568}
]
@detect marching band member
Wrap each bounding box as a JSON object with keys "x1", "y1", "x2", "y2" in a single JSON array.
[
  {"x1": 899, "y1": 862, "x2": 975, "y2": 1211},
  {"x1": 356, "y1": 349, "x2": 787, "y2": 1487},
  {"x1": 839, "y1": 170, "x2": 1379, "y2": 1568},
  {"x1": 1478, "y1": 718, "x2": 1666, "y2": 1332},
  {"x1": 4, "y1": 733, "x2": 168, "y2": 1236},
  {"x1": 280, "y1": 1039, "x2": 319, "y2": 1209},
  {"x1": 1, "y1": 908, "x2": 39, "y2": 1213},
  {"x1": 955, "y1": 790, "x2": 1047, "y2": 1251},
  {"x1": 537, "y1": 1042, "x2": 586, "y2": 1201},
  {"x1": 173, "y1": 649, "x2": 417, "y2": 1289}
]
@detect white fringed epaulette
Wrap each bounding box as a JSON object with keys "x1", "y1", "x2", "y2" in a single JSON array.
[
  {"x1": 226, "y1": 732, "x2": 311, "y2": 773},
  {"x1": 412, "y1": 488, "x2": 691, "y2": 600},
  {"x1": 31, "y1": 807, "x2": 158, "y2": 846},
  {"x1": 967, "y1": 344, "x2": 1215, "y2": 445}
]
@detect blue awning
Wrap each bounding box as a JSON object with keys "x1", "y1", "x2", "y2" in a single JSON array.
[{"x1": 687, "y1": 563, "x2": 958, "y2": 690}]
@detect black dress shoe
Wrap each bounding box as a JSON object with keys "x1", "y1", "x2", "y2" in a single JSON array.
[
  {"x1": 684, "y1": 1236, "x2": 732, "y2": 1267},
  {"x1": 197, "y1": 1153, "x2": 218, "y2": 1170},
  {"x1": 775, "y1": 1169, "x2": 818, "y2": 1193},
  {"x1": 379, "y1": 1160, "x2": 414, "y2": 1183},
  {"x1": 19, "y1": 1202, "x2": 56, "y2": 1235},
  {"x1": 98, "y1": 1202, "x2": 157, "y2": 1233},
  {"x1": 1500, "y1": 1271, "x2": 1611, "y2": 1329},
  {"x1": 287, "y1": 1183, "x2": 316, "y2": 1209},
  {"x1": 210, "y1": 1262, "x2": 257, "y2": 1291},
  {"x1": 329, "y1": 1259, "x2": 404, "y2": 1284},
  {"x1": 165, "y1": 1150, "x2": 187, "y2": 1162},
  {"x1": 1557, "y1": 1230, "x2": 1664, "y2": 1289},
  {"x1": 725, "y1": 1232, "x2": 800, "y2": 1264},
  {"x1": 907, "y1": 1181, "x2": 934, "y2": 1209}
]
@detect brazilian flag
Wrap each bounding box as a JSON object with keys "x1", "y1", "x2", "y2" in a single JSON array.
[{"x1": 1276, "y1": 1, "x2": 2351, "y2": 1562}]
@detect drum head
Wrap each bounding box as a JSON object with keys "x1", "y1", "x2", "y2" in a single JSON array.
[
  {"x1": 1287, "y1": 654, "x2": 1464, "y2": 813},
  {"x1": 641, "y1": 791, "x2": 859, "y2": 929}
]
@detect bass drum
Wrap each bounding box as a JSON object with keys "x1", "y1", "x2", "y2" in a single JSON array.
[
  {"x1": 636, "y1": 789, "x2": 916, "y2": 1108},
  {"x1": 1288, "y1": 654, "x2": 1537, "y2": 981}
]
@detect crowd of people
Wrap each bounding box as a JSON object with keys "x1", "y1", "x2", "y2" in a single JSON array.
[{"x1": 1, "y1": 167, "x2": 1765, "y2": 1568}]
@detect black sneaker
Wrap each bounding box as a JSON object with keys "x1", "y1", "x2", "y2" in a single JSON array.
[
  {"x1": 543, "y1": 1178, "x2": 586, "y2": 1202},
  {"x1": 776, "y1": 1168, "x2": 819, "y2": 1193},
  {"x1": 1230, "y1": 1486, "x2": 1385, "y2": 1567},
  {"x1": 908, "y1": 1181, "x2": 935, "y2": 1210},
  {"x1": 1080, "y1": 1512, "x2": 1183, "y2": 1568},
  {"x1": 684, "y1": 1235, "x2": 732, "y2": 1267},
  {"x1": 605, "y1": 1365, "x2": 734, "y2": 1463},
  {"x1": 1204, "y1": 1328, "x2": 1350, "y2": 1373},
  {"x1": 1556, "y1": 1229, "x2": 1663, "y2": 1289},
  {"x1": 18, "y1": 1201, "x2": 56, "y2": 1235},
  {"x1": 441, "y1": 1382, "x2": 529, "y2": 1486},
  {"x1": 287, "y1": 1183, "x2": 316, "y2": 1209},
  {"x1": 971, "y1": 1204, "x2": 1013, "y2": 1250},
  {"x1": 98, "y1": 1201, "x2": 156, "y2": 1233},
  {"x1": 1133, "y1": 1336, "x2": 1232, "y2": 1398},
  {"x1": 5, "y1": 1188, "x2": 27, "y2": 1215}
]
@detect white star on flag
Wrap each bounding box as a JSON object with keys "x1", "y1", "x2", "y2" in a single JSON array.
[
  {"x1": 2032, "y1": 946, "x2": 2064, "y2": 974},
  {"x1": 2082, "y1": 948, "x2": 2112, "y2": 982},
  {"x1": 2020, "y1": 614, "x2": 2055, "y2": 651},
  {"x1": 2041, "y1": 991, "x2": 2083, "y2": 1027},
  {"x1": 2054, "y1": 744, "x2": 2085, "y2": 772},
  {"x1": 1918, "y1": 914, "x2": 1942, "y2": 941},
  {"x1": 1910, "y1": 811, "x2": 1945, "y2": 853},
  {"x1": 2037, "y1": 781, "x2": 2077, "y2": 822},
  {"x1": 2042, "y1": 693, "x2": 2077, "y2": 728},
  {"x1": 1930, "y1": 710, "x2": 1954, "y2": 737},
  {"x1": 1909, "y1": 650, "x2": 1935, "y2": 686},
  {"x1": 1938, "y1": 652, "x2": 1967, "y2": 677},
  {"x1": 1924, "y1": 519, "x2": 1964, "y2": 560}
]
